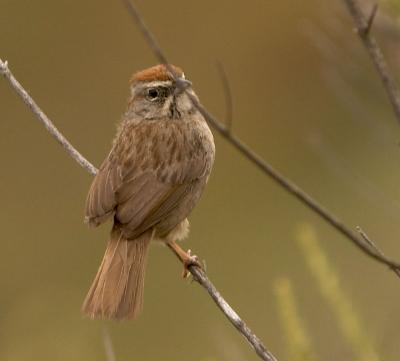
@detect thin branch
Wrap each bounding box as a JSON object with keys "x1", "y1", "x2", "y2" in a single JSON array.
[
  {"x1": 0, "y1": 60, "x2": 98, "y2": 176},
  {"x1": 121, "y1": 1, "x2": 400, "y2": 275},
  {"x1": 167, "y1": 241, "x2": 277, "y2": 361},
  {"x1": 190, "y1": 266, "x2": 277, "y2": 361},
  {"x1": 343, "y1": 0, "x2": 400, "y2": 125},
  {"x1": 0, "y1": 59, "x2": 277, "y2": 361}
]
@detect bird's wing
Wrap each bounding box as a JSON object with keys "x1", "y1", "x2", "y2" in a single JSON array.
[
  {"x1": 84, "y1": 121, "x2": 212, "y2": 236},
  {"x1": 85, "y1": 157, "x2": 120, "y2": 226},
  {"x1": 114, "y1": 173, "x2": 195, "y2": 237}
]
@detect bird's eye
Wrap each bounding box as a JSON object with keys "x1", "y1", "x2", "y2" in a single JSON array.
[{"x1": 146, "y1": 87, "x2": 160, "y2": 101}]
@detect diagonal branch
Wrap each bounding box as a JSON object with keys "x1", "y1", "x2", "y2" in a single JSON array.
[
  {"x1": 343, "y1": 0, "x2": 400, "y2": 125},
  {"x1": 0, "y1": 60, "x2": 97, "y2": 176},
  {"x1": 191, "y1": 265, "x2": 277, "y2": 361},
  {"x1": 120, "y1": 1, "x2": 400, "y2": 275},
  {"x1": 0, "y1": 59, "x2": 277, "y2": 361},
  {"x1": 167, "y1": 241, "x2": 277, "y2": 361}
]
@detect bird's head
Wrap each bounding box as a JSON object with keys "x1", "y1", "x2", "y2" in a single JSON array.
[{"x1": 127, "y1": 64, "x2": 195, "y2": 120}]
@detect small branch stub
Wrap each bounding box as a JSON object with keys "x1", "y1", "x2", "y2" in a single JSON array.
[
  {"x1": 0, "y1": 59, "x2": 9, "y2": 74},
  {"x1": 356, "y1": 226, "x2": 400, "y2": 277},
  {"x1": 363, "y1": 4, "x2": 378, "y2": 36}
]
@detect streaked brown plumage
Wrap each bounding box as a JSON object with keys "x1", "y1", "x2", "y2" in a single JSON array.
[{"x1": 82, "y1": 64, "x2": 215, "y2": 320}]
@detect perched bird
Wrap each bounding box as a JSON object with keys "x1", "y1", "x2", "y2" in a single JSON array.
[{"x1": 82, "y1": 64, "x2": 215, "y2": 320}]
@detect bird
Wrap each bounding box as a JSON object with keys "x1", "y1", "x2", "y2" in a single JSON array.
[{"x1": 82, "y1": 64, "x2": 215, "y2": 320}]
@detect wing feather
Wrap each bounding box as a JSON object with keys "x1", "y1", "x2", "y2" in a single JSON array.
[
  {"x1": 85, "y1": 159, "x2": 120, "y2": 226},
  {"x1": 84, "y1": 119, "x2": 213, "y2": 237}
]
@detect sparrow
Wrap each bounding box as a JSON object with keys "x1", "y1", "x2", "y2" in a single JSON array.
[{"x1": 82, "y1": 64, "x2": 215, "y2": 320}]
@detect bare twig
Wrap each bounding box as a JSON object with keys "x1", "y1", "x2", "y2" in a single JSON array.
[
  {"x1": 121, "y1": 1, "x2": 400, "y2": 275},
  {"x1": 0, "y1": 59, "x2": 277, "y2": 361},
  {"x1": 0, "y1": 60, "x2": 98, "y2": 176},
  {"x1": 190, "y1": 265, "x2": 277, "y2": 361},
  {"x1": 343, "y1": 0, "x2": 400, "y2": 125}
]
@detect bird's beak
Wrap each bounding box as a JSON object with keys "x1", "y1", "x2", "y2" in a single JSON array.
[{"x1": 175, "y1": 78, "x2": 192, "y2": 94}]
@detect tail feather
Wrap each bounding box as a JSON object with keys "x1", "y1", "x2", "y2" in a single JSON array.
[{"x1": 82, "y1": 227, "x2": 152, "y2": 320}]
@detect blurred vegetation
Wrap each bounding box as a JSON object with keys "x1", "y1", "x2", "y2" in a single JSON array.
[
  {"x1": 383, "y1": 0, "x2": 400, "y2": 19},
  {"x1": 274, "y1": 224, "x2": 382, "y2": 361},
  {"x1": 274, "y1": 278, "x2": 315, "y2": 361},
  {"x1": 297, "y1": 224, "x2": 380, "y2": 361}
]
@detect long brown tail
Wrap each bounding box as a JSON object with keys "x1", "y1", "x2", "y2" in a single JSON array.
[{"x1": 82, "y1": 227, "x2": 152, "y2": 320}]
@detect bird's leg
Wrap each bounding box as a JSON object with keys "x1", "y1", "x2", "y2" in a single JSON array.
[{"x1": 167, "y1": 240, "x2": 204, "y2": 278}]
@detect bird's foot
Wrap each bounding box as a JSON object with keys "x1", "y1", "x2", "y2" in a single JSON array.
[
  {"x1": 181, "y1": 249, "x2": 204, "y2": 278},
  {"x1": 166, "y1": 241, "x2": 204, "y2": 278}
]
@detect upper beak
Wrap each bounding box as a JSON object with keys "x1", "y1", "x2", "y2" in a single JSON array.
[{"x1": 175, "y1": 78, "x2": 192, "y2": 94}]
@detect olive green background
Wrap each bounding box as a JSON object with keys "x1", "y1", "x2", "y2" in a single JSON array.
[{"x1": 1, "y1": 0, "x2": 400, "y2": 360}]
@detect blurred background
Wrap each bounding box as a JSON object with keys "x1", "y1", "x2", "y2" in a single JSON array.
[{"x1": 1, "y1": 0, "x2": 400, "y2": 360}]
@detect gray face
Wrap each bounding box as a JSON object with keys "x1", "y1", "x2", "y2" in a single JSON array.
[{"x1": 128, "y1": 79, "x2": 196, "y2": 120}]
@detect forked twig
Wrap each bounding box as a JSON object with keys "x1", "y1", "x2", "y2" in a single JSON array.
[
  {"x1": 343, "y1": 0, "x2": 400, "y2": 125},
  {"x1": 356, "y1": 226, "x2": 400, "y2": 278}
]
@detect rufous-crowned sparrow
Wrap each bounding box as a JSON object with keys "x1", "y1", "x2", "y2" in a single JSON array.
[{"x1": 82, "y1": 64, "x2": 215, "y2": 320}]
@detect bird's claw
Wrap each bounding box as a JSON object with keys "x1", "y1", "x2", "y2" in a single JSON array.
[{"x1": 182, "y1": 249, "x2": 204, "y2": 278}]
